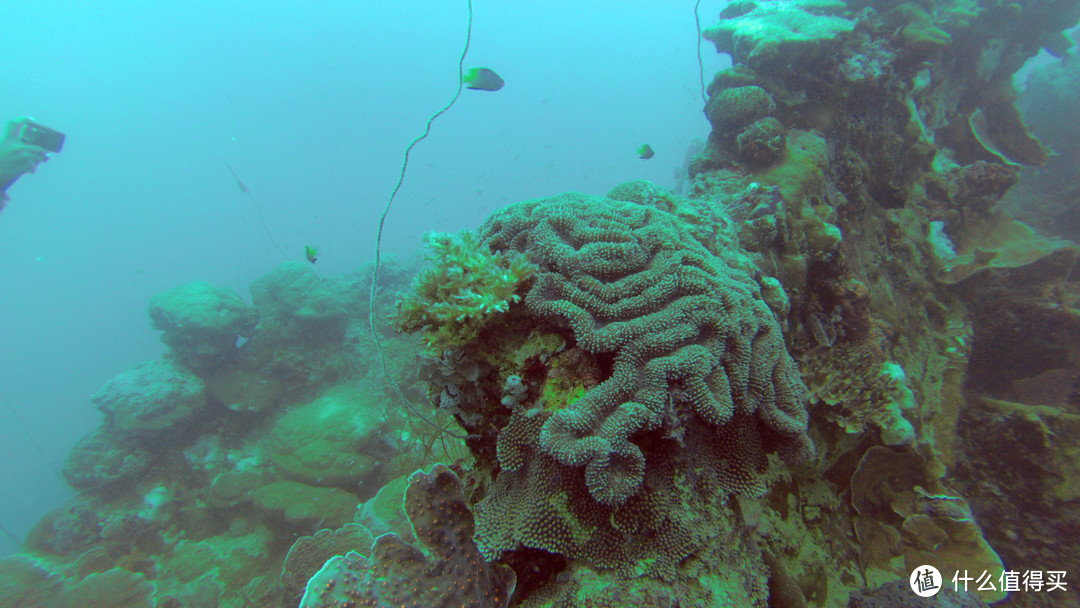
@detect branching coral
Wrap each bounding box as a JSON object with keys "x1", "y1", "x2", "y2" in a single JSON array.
[{"x1": 392, "y1": 231, "x2": 534, "y2": 351}]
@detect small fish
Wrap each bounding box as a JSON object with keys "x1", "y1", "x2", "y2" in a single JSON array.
[
  {"x1": 464, "y1": 67, "x2": 504, "y2": 91},
  {"x1": 305, "y1": 245, "x2": 318, "y2": 264},
  {"x1": 637, "y1": 144, "x2": 655, "y2": 160},
  {"x1": 226, "y1": 163, "x2": 249, "y2": 193}
]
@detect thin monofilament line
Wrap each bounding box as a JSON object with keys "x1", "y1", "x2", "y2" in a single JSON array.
[
  {"x1": 245, "y1": 189, "x2": 287, "y2": 259},
  {"x1": 695, "y1": 0, "x2": 707, "y2": 104},
  {"x1": 367, "y1": 0, "x2": 477, "y2": 441},
  {"x1": 0, "y1": 390, "x2": 62, "y2": 480}
]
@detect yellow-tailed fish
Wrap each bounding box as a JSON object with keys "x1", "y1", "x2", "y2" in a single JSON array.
[
  {"x1": 637, "y1": 144, "x2": 655, "y2": 160},
  {"x1": 305, "y1": 245, "x2": 318, "y2": 264},
  {"x1": 464, "y1": 67, "x2": 504, "y2": 91}
]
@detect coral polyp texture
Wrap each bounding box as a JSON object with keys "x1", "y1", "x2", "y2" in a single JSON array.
[
  {"x1": 478, "y1": 193, "x2": 814, "y2": 506},
  {"x1": 398, "y1": 190, "x2": 810, "y2": 598},
  {"x1": 298, "y1": 464, "x2": 516, "y2": 608}
]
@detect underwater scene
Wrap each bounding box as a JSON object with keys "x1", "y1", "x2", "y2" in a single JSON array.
[{"x1": 1, "y1": 0, "x2": 1079, "y2": 606}]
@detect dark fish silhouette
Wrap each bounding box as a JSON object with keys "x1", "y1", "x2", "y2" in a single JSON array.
[{"x1": 637, "y1": 144, "x2": 655, "y2": 160}]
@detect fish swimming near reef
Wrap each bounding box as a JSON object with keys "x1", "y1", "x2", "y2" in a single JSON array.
[
  {"x1": 637, "y1": 144, "x2": 655, "y2": 159},
  {"x1": 464, "y1": 67, "x2": 504, "y2": 91},
  {"x1": 305, "y1": 245, "x2": 318, "y2": 264}
]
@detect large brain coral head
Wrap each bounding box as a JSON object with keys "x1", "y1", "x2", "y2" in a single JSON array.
[{"x1": 477, "y1": 192, "x2": 815, "y2": 506}]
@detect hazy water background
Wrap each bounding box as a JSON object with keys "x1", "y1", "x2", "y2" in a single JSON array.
[{"x1": 0, "y1": 0, "x2": 731, "y2": 556}]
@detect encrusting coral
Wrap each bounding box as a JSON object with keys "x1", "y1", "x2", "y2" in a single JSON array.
[
  {"x1": 280, "y1": 523, "x2": 374, "y2": 603},
  {"x1": 298, "y1": 464, "x2": 516, "y2": 608}
]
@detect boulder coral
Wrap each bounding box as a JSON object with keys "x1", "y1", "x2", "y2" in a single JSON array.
[
  {"x1": 92, "y1": 360, "x2": 207, "y2": 437},
  {"x1": 62, "y1": 429, "x2": 151, "y2": 491},
  {"x1": 147, "y1": 281, "x2": 256, "y2": 372},
  {"x1": 249, "y1": 261, "x2": 348, "y2": 338},
  {"x1": 264, "y1": 383, "x2": 392, "y2": 492}
]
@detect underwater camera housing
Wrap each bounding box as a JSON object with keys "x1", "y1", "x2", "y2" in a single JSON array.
[{"x1": 20, "y1": 120, "x2": 65, "y2": 153}]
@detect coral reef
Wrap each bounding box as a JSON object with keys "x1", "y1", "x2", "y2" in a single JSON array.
[
  {"x1": 5, "y1": 0, "x2": 1080, "y2": 606},
  {"x1": 477, "y1": 193, "x2": 814, "y2": 505},
  {"x1": 682, "y1": 0, "x2": 1080, "y2": 605},
  {"x1": 298, "y1": 465, "x2": 516, "y2": 608},
  {"x1": 92, "y1": 360, "x2": 207, "y2": 436},
  {"x1": 392, "y1": 230, "x2": 535, "y2": 351},
  {"x1": 147, "y1": 281, "x2": 256, "y2": 373},
  {"x1": 6, "y1": 262, "x2": 439, "y2": 608}
]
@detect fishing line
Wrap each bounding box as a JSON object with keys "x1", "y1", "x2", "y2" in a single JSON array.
[
  {"x1": 220, "y1": 55, "x2": 287, "y2": 262},
  {"x1": 0, "y1": 521, "x2": 21, "y2": 549},
  {"x1": 695, "y1": 0, "x2": 707, "y2": 104},
  {"x1": 368, "y1": 0, "x2": 477, "y2": 441},
  {"x1": 226, "y1": 163, "x2": 287, "y2": 260},
  {"x1": 0, "y1": 390, "x2": 63, "y2": 481},
  {"x1": 324, "y1": 97, "x2": 345, "y2": 257}
]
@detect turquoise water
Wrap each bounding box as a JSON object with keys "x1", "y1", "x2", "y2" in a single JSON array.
[{"x1": 2, "y1": 1, "x2": 1078, "y2": 607}]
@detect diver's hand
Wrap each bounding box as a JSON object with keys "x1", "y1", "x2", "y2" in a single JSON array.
[{"x1": 0, "y1": 118, "x2": 49, "y2": 188}]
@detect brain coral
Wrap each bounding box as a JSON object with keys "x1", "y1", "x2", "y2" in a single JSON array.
[
  {"x1": 705, "y1": 86, "x2": 776, "y2": 135},
  {"x1": 477, "y1": 193, "x2": 814, "y2": 506}
]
